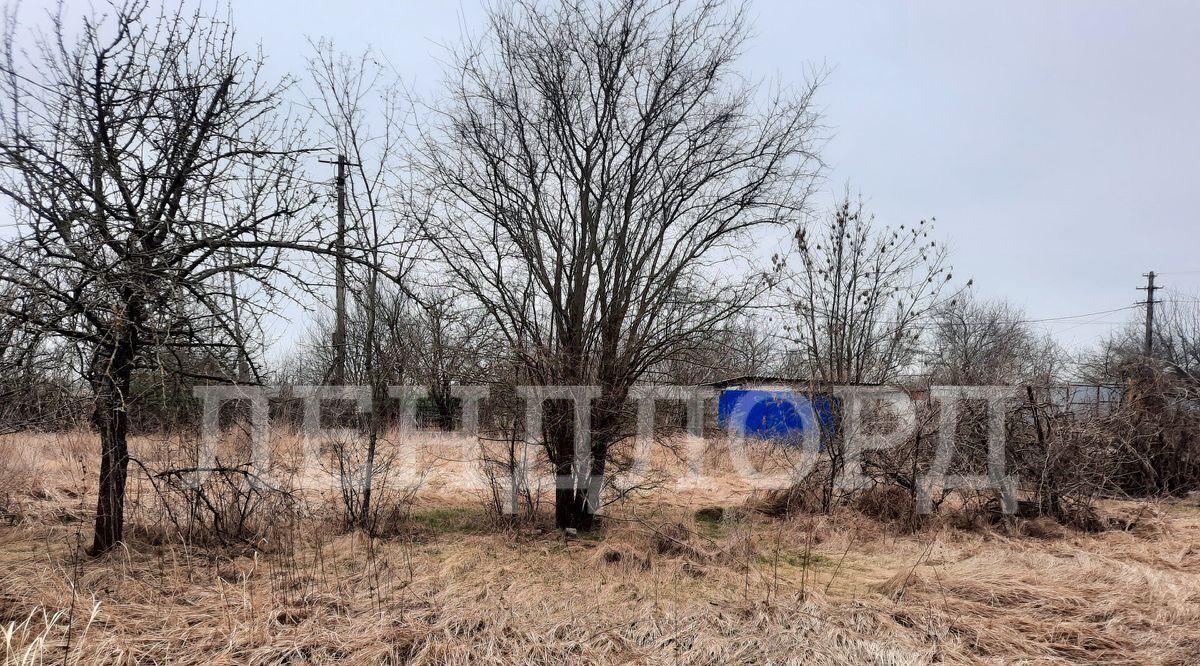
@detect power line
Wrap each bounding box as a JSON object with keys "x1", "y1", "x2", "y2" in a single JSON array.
[
  {"x1": 1022, "y1": 305, "x2": 1139, "y2": 324},
  {"x1": 747, "y1": 301, "x2": 1140, "y2": 328}
]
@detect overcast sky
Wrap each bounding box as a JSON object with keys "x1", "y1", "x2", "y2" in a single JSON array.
[
  {"x1": 218, "y1": 0, "x2": 1200, "y2": 350},
  {"x1": 12, "y1": 0, "x2": 1200, "y2": 354}
]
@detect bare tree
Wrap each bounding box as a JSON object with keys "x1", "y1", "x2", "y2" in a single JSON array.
[
  {"x1": 1079, "y1": 294, "x2": 1200, "y2": 383},
  {"x1": 653, "y1": 316, "x2": 780, "y2": 386},
  {"x1": 1155, "y1": 295, "x2": 1200, "y2": 380},
  {"x1": 403, "y1": 290, "x2": 495, "y2": 430},
  {"x1": 779, "y1": 194, "x2": 962, "y2": 384},
  {"x1": 420, "y1": 0, "x2": 822, "y2": 529},
  {"x1": 925, "y1": 295, "x2": 1062, "y2": 386},
  {"x1": 767, "y1": 195, "x2": 963, "y2": 513},
  {"x1": 0, "y1": 3, "x2": 328, "y2": 554}
]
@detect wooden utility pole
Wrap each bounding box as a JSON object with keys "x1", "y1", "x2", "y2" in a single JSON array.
[
  {"x1": 333, "y1": 154, "x2": 347, "y2": 385},
  {"x1": 320, "y1": 153, "x2": 354, "y2": 384},
  {"x1": 1139, "y1": 271, "x2": 1159, "y2": 357}
]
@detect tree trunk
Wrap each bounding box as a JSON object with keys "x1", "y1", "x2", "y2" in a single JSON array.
[
  {"x1": 574, "y1": 398, "x2": 623, "y2": 532},
  {"x1": 546, "y1": 398, "x2": 594, "y2": 531},
  {"x1": 552, "y1": 400, "x2": 619, "y2": 532},
  {"x1": 551, "y1": 406, "x2": 578, "y2": 530},
  {"x1": 433, "y1": 384, "x2": 456, "y2": 432},
  {"x1": 88, "y1": 319, "x2": 137, "y2": 555},
  {"x1": 574, "y1": 445, "x2": 606, "y2": 532},
  {"x1": 89, "y1": 370, "x2": 132, "y2": 555}
]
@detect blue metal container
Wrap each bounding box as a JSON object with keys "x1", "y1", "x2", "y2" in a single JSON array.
[{"x1": 717, "y1": 389, "x2": 838, "y2": 444}]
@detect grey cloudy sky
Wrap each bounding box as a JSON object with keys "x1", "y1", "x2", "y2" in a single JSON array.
[
  {"x1": 14, "y1": 0, "x2": 1200, "y2": 352},
  {"x1": 233, "y1": 0, "x2": 1200, "y2": 349}
]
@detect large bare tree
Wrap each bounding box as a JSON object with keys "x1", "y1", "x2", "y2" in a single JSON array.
[
  {"x1": 420, "y1": 0, "x2": 822, "y2": 529},
  {"x1": 0, "y1": 2, "x2": 326, "y2": 554}
]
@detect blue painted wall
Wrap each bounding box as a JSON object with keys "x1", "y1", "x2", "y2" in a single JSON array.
[{"x1": 717, "y1": 389, "x2": 838, "y2": 444}]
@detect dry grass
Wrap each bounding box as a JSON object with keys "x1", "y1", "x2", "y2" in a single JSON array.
[{"x1": 2, "y1": 431, "x2": 1200, "y2": 664}]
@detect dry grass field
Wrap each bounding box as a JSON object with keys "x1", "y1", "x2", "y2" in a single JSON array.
[{"x1": 2, "y1": 431, "x2": 1200, "y2": 664}]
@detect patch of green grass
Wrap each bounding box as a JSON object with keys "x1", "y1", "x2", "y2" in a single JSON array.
[
  {"x1": 408, "y1": 506, "x2": 484, "y2": 534},
  {"x1": 694, "y1": 507, "x2": 738, "y2": 538}
]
